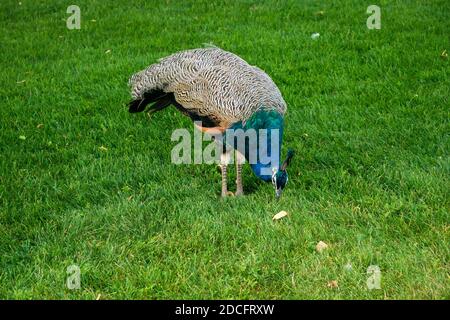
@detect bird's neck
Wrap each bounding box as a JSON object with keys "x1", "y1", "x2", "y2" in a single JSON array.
[{"x1": 229, "y1": 109, "x2": 284, "y2": 182}]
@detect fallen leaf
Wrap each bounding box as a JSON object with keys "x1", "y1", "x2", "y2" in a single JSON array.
[
  {"x1": 226, "y1": 191, "x2": 234, "y2": 197},
  {"x1": 19, "y1": 135, "x2": 26, "y2": 140},
  {"x1": 273, "y1": 210, "x2": 288, "y2": 221},
  {"x1": 99, "y1": 145, "x2": 108, "y2": 151},
  {"x1": 327, "y1": 280, "x2": 338, "y2": 288},
  {"x1": 105, "y1": 49, "x2": 111, "y2": 54},
  {"x1": 37, "y1": 123, "x2": 44, "y2": 129},
  {"x1": 96, "y1": 294, "x2": 101, "y2": 300},
  {"x1": 311, "y1": 32, "x2": 320, "y2": 40},
  {"x1": 441, "y1": 49, "x2": 448, "y2": 59},
  {"x1": 16, "y1": 80, "x2": 26, "y2": 84},
  {"x1": 316, "y1": 241, "x2": 328, "y2": 252}
]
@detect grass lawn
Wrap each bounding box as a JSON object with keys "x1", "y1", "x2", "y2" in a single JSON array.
[{"x1": 0, "y1": 0, "x2": 449, "y2": 299}]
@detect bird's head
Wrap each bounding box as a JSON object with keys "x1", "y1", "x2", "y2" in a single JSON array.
[{"x1": 271, "y1": 149, "x2": 294, "y2": 199}]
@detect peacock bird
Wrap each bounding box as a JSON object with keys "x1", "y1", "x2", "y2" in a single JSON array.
[{"x1": 128, "y1": 47, "x2": 294, "y2": 198}]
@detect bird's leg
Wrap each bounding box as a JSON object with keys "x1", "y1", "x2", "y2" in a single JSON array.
[
  {"x1": 235, "y1": 150, "x2": 245, "y2": 196},
  {"x1": 221, "y1": 163, "x2": 228, "y2": 197},
  {"x1": 220, "y1": 148, "x2": 232, "y2": 197}
]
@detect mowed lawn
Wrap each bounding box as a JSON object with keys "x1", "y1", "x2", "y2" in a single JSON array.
[{"x1": 0, "y1": 0, "x2": 448, "y2": 299}]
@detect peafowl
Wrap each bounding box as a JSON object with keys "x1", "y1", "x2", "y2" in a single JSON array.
[{"x1": 128, "y1": 47, "x2": 294, "y2": 198}]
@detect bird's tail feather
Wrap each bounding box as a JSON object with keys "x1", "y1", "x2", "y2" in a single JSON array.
[
  {"x1": 147, "y1": 94, "x2": 174, "y2": 114},
  {"x1": 128, "y1": 99, "x2": 147, "y2": 113},
  {"x1": 128, "y1": 90, "x2": 173, "y2": 113}
]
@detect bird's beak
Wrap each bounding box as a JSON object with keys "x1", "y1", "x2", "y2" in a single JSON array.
[{"x1": 276, "y1": 189, "x2": 282, "y2": 199}]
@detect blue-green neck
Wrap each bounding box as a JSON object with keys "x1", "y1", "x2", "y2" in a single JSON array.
[{"x1": 228, "y1": 109, "x2": 284, "y2": 182}]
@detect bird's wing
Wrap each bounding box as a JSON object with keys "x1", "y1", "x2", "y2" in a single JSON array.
[
  {"x1": 129, "y1": 56, "x2": 202, "y2": 100},
  {"x1": 170, "y1": 64, "x2": 256, "y2": 127},
  {"x1": 129, "y1": 48, "x2": 286, "y2": 126},
  {"x1": 129, "y1": 48, "x2": 251, "y2": 101}
]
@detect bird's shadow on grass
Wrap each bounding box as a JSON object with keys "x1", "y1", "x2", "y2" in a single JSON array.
[{"x1": 243, "y1": 180, "x2": 263, "y2": 195}]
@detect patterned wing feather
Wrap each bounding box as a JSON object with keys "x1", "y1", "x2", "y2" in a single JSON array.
[{"x1": 129, "y1": 48, "x2": 286, "y2": 127}]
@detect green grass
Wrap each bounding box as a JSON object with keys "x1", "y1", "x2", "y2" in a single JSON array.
[{"x1": 0, "y1": 0, "x2": 449, "y2": 299}]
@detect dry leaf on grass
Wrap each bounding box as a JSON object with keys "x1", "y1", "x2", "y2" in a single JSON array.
[
  {"x1": 311, "y1": 33, "x2": 320, "y2": 40},
  {"x1": 327, "y1": 280, "x2": 338, "y2": 288},
  {"x1": 272, "y1": 210, "x2": 288, "y2": 221},
  {"x1": 316, "y1": 241, "x2": 328, "y2": 252}
]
